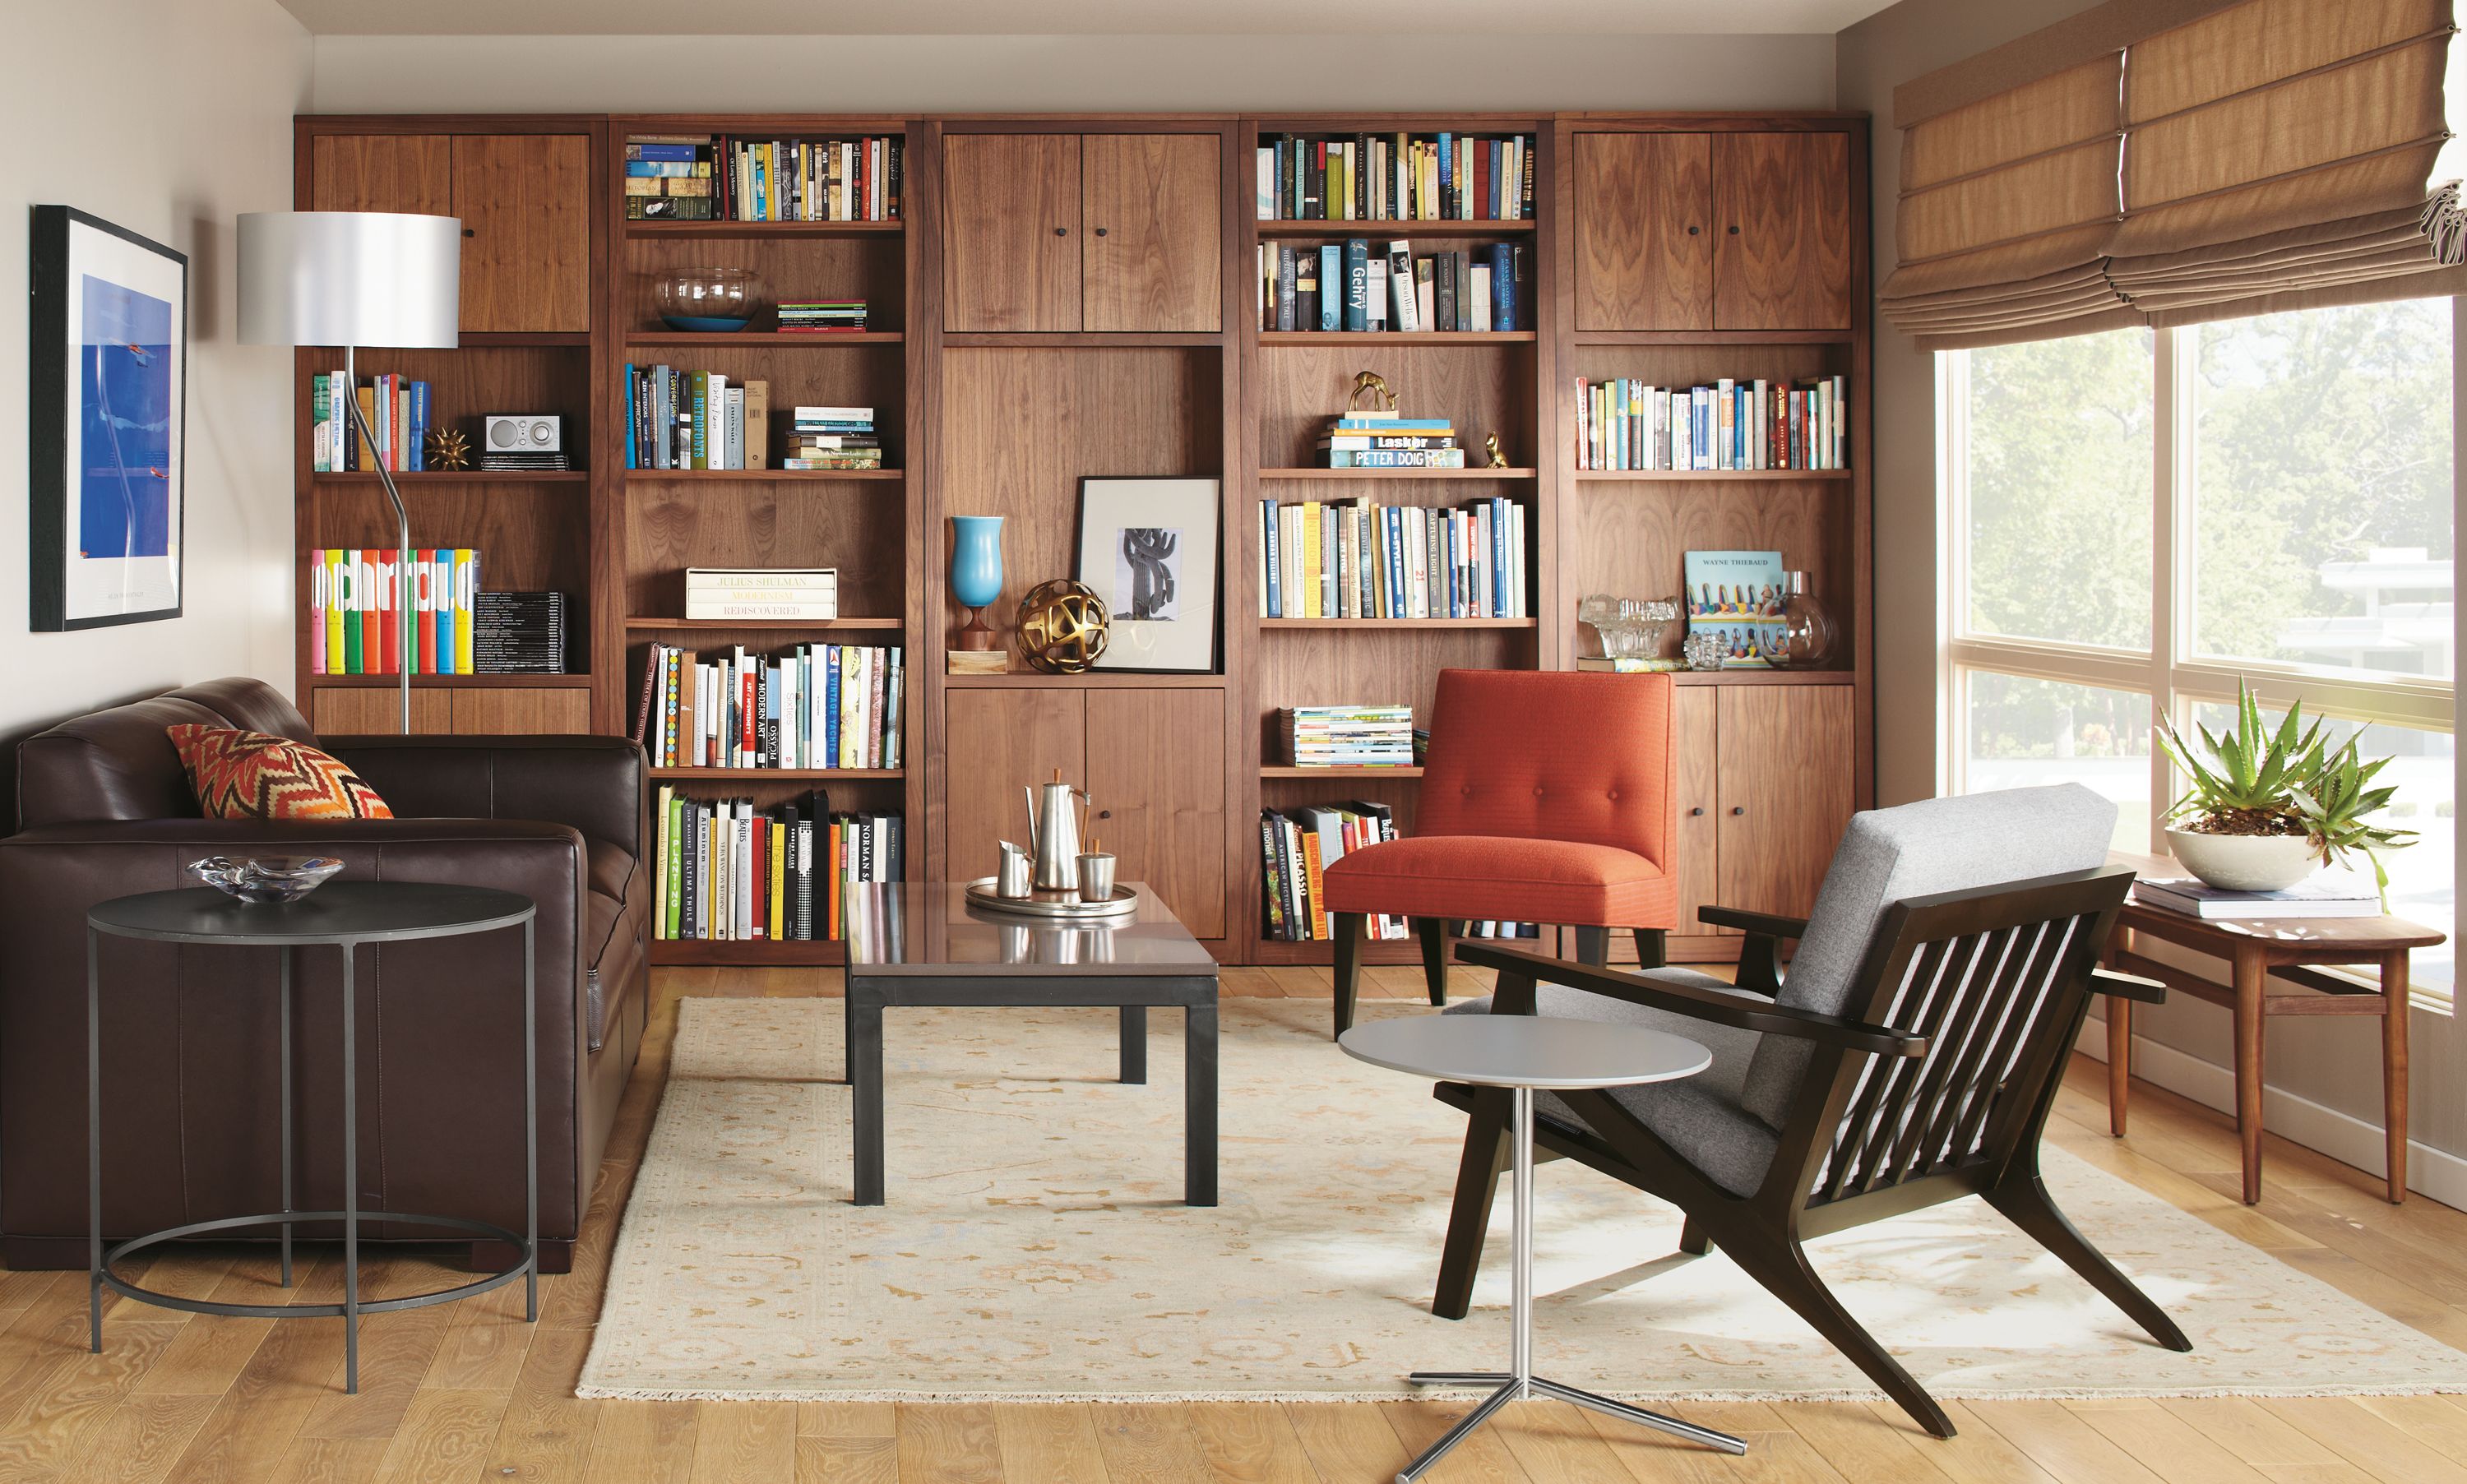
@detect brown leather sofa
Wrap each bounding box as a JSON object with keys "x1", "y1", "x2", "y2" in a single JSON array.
[{"x1": 0, "y1": 678, "x2": 647, "y2": 1272}]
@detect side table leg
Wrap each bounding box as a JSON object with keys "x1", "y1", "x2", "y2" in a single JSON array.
[
  {"x1": 851, "y1": 987, "x2": 884, "y2": 1206},
  {"x1": 88, "y1": 926, "x2": 102, "y2": 1356},
  {"x1": 1185, "y1": 996, "x2": 1217, "y2": 1207},
  {"x1": 525, "y1": 918, "x2": 539, "y2": 1320},
  {"x1": 280, "y1": 946, "x2": 293, "y2": 1288},
  {"x1": 2233, "y1": 948, "x2": 2266, "y2": 1205},
  {"x1": 340, "y1": 942, "x2": 360, "y2": 1395},
  {"x1": 2107, "y1": 994, "x2": 2132, "y2": 1137},
  {"x1": 2382, "y1": 948, "x2": 2410, "y2": 1205},
  {"x1": 1120, "y1": 1006, "x2": 1146, "y2": 1084}
]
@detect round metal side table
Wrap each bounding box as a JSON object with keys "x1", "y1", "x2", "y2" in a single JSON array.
[{"x1": 86, "y1": 881, "x2": 538, "y2": 1394}]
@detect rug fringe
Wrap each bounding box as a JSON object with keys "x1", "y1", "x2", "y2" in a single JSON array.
[{"x1": 575, "y1": 1381, "x2": 2467, "y2": 1405}]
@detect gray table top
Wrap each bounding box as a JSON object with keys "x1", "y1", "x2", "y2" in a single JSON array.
[
  {"x1": 1340, "y1": 1013, "x2": 1712, "y2": 1090},
  {"x1": 88, "y1": 883, "x2": 535, "y2": 946},
  {"x1": 841, "y1": 882, "x2": 1217, "y2": 977}
]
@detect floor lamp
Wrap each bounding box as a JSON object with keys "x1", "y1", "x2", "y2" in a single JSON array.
[{"x1": 239, "y1": 212, "x2": 461, "y2": 733}]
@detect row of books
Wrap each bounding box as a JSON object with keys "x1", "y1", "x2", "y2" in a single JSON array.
[
  {"x1": 778, "y1": 299, "x2": 867, "y2": 334},
  {"x1": 1257, "y1": 133, "x2": 1534, "y2": 222},
  {"x1": 1280, "y1": 705, "x2": 1415, "y2": 768},
  {"x1": 651, "y1": 788, "x2": 905, "y2": 944},
  {"x1": 308, "y1": 548, "x2": 478, "y2": 676},
  {"x1": 310, "y1": 373, "x2": 430, "y2": 473},
  {"x1": 683, "y1": 566, "x2": 837, "y2": 622},
  {"x1": 1261, "y1": 803, "x2": 1407, "y2": 941},
  {"x1": 1257, "y1": 240, "x2": 1526, "y2": 334},
  {"x1": 623, "y1": 367, "x2": 766, "y2": 470},
  {"x1": 623, "y1": 135, "x2": 902, "y2": 222},
  {"x1": 1260, "y1": 498, "x2": 1530, "y2": 621},
  {"x1": 1318, "y1": 411, "x2": 1464, "y2": 469},
  {"x1": 1576, "y1": 375, "x2": 1849, "y2": 473},
  {"x1": 633, "y1": 643, "x2": 905, "y2": 772}
]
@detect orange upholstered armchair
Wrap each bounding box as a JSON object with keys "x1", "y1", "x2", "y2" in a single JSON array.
[{"x1": 1321, "y1": 668, "x2": 1678, "y2": 1037}]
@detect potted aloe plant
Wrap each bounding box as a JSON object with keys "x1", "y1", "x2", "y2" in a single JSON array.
[{"x1": 2156, "y1": 681, "x2": 2415, "y2": 900}]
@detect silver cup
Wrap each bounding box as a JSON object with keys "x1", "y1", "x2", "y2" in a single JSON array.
[
  {"x1": 997, "y1": 840, "x2": 1033, "y2": 899},
  {"x1": 1076, "y1": 852, "x2": 1118, "y2": 904}
]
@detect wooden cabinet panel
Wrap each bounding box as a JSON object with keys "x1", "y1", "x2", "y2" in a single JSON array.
[
  {"x1": 450, "y1": 134, "x2": 591, "y2": 334},
  {"x1": 1572, "y1": 133, "x2": 1713, "y2": 331},
  {"x1": 451, "y1": 687, "x2": 591, "y2": 734},
  {"x1": 1715, "y1": 687, "x2": 1855, "y2": 921},
  {"x1": 944, "y1": 689, "x2": 1087, "y2": 886},
  {"x1": 1672, "y1": 686, "x2": 1723, "y2": 937},
  {"x1": 1713, "y1": 132, "x2": 1852, "y2": 331},
  {"x1": 1085, "y1": 690, "x2": 1225, "y2": 938},
  {"x1": 311, "y1": 135, "x2": 453, "y2": 215},
  {"x1": 311, "y1": 687, "x2": 451, "y2": 736},
  {"x1": 1081, "y1": 134, "x2": 1221, "y2": 333},
  {"x1": 944, "y1": 133, "x2": 1083, "y2": 332}
]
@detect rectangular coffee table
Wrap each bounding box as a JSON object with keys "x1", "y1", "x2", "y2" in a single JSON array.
[{"x1": 840, "y1": 881, "x2": 1219, "y2": 1206}]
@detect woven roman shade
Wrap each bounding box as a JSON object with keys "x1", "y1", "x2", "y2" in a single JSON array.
[{"x1": 1882, "y1": 0, "x2": 2467, "y2": 349}]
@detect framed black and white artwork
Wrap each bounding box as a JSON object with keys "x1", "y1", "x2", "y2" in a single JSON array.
[
  {"x1": 1075, "y1": 477, "x2": 1220, "y2": 673},
  {"x1": 29, "y1": 206, "x2": 187, "y2": 631}
]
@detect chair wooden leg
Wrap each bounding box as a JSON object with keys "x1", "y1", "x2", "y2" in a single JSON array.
[
  {"x1": 1573, "y1": 925, "x2": 1610, "y2": 966},
  {"x1": 1331, "y1": 913, "x2": 1365, "y2": 1039},
  {"x1": 1983, "y1": 1172, "x2": 2192, "y2": 1352},
  {"x1": 1416, "y1": 918, "x2": 1451, "y2": 1006},
  {"x1": 1633, "y1": 927, "x2": 1667, "y2": 970},
  {"x1": 1430, "y1": 1087, "x2": 1512, "y2": 1321},
  {"x1": 1726, "y1": 1232, "x2": 1957, "y2": 1439},
  {"x1": 1678, "y1": 1216, "x2": 1711, "y2": 1256}
]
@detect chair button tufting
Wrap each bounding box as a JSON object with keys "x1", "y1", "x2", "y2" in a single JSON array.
[
  {"x1": 1533, "y1": 785, "x2": 1545, "y2": 797},
  {"x1": 1608, "y1": 789, "x2": 1619, "y2": 801}
]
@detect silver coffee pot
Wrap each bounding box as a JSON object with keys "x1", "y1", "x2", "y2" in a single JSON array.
[{"x1": 1024, "y1": 771, "x2": 1090, "y2": 891}]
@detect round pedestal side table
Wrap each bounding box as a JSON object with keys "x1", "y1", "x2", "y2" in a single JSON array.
[
  {"x1": 86, "y1": 881, "x2": 539, "y2": 1394},
  {"x1": 1339, "y1": 1012, "x2": 1746, "y2": 1482}
]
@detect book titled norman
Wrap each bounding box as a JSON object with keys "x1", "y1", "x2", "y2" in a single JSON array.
[{"x1": 1684, "y1": 549, "x2": 1786, "y2": 668}]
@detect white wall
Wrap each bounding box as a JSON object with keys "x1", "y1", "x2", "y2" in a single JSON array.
[
  {"x1": 307, "y1": 33, "x2": 1836, "y2": 114},
  {"x1": 0, "y1": 0, "x2": 310, "y2": 779}
]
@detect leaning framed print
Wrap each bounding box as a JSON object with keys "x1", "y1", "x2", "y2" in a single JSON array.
[
  {"x1": 29, "y1": 206, "x2": 187, "y2": 630},
  {"x1": 1075, "y1": 477, "x2": 1220, "y2": 673}
]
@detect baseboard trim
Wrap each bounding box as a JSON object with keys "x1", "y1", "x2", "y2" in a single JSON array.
[{"x1": 2076, "y1": 1019, "x2": 2467, "y2": 1209}]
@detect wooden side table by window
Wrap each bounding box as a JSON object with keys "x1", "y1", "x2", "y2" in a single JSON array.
[{"x1": 2103, "y1": 867, "x2": 2442, "y2": 1206}]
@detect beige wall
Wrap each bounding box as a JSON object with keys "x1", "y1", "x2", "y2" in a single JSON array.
[
  {"x1": 307, "y1": 32, "x2": 1837, "y2": 114},
  {"x1": 0, "y1": 0, "x2": 310, "y2": 774}
]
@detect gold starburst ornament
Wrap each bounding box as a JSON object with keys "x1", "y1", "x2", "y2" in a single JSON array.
[
  {"x1": 1016, "y1": 579, "x2": 1110, "y2": 673},
  {"x1": 424, "y1": 428, "x2": 470, "y2": 471}
]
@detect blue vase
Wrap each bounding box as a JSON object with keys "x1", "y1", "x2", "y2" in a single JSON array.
[{"x1": 950, "y1": 515, "x2": 1004, "y2": 647}]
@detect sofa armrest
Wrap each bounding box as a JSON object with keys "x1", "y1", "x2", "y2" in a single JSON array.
[{"x1": 324, "y1": 734, "x2": 646, "y2": 862}]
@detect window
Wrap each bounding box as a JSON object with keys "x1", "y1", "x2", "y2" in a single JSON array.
[{"x1": 1942, "y1": 299, "x2": 2459, "y2": 999}]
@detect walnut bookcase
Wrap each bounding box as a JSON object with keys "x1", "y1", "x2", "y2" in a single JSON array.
[{"x1": 289, "y1": 110, "x2": 1871, "y2": 969}]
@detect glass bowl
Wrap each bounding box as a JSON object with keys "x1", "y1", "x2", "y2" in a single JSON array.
[
  {"x1": 187, "y1": 856, "x2": 345, "y2": 905},
  {"x1": 654, "y1": 266, "x2": 761, "y2": 332}
]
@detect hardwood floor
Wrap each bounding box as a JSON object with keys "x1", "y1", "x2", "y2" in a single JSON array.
[{"x1": 12, "y1": 961, "x2": 2467, "y2": 1483}]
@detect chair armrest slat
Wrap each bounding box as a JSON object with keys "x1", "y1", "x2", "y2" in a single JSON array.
[
  {"x1": 1697, "y1": 905, "x2": 1811, "y2": 940},
  {"x1": 1451, "y1": 941, "x2": 1927, "y2": 1058},
  {"x1": 2091, "y1": 968, "x2": 2167, "y2": 1005}
]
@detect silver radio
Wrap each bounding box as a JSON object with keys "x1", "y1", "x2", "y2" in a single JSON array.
[{"x1": 484, "y1": 414, "x2": 562, "y2": 453}]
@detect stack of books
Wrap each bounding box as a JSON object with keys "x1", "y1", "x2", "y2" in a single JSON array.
[
  {"x1": 634, "y1": 642, "x2": 903, "y2": 772},
  {"x1": 308, "y1": 548, "x2": 479, "y2": 675},
  {"x1": 1320, "y1": 411, "x2": 1460, "y2": 469},
  {"x1": 311, "y1": 372, "x2": 431, "y2": 473},
  {"x1": 472, "y1": 591, "x2": 568, "y2": 674},
  {"x1": 625, "y1": 135, "x2": 902, "y2": 222},
  {"x1": 683, "y1": 567, "x2": 837, "y2": 622},
  {"x1": 651, "y1": 786, "x2": 904, "y2": 945},
  {"x1": 2131, "y1": 874, "x2": 2381, "y2": 919},
  {"x1": 1280, "y1": 705, "x2": 1415, "y2": 767},
  {"x1": 1258, "y1": 239, "x2": 1527, "y2": 333},
  {"x1": 1259, "y1": 803, "x2": 1405, "y2": 942},
  {"x1": 786, "y1": 406, "x2": 881, "y2": 470},
  {"x1": 623, "y1": 366, "x2": 771, "y2": 470},
  {"x1": 776, "y1": 299, "x2": 867, "y2": 334},
  {"x1": 1257, "y1": 132, "x2": 1534, "y2": 221},
  {"x1": 1261, "y1": 496, "x2": 1527, "y2": 619},
  {"x1": 1576, "y1": 375, "x2": 1849, "y2": 472},
  {"x1": 479, "y1": 449, "x2": 572, "y2": 474}
]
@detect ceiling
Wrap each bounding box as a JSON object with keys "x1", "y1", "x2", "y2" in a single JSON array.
[{"x1": 277, "y1": 0, "x2": 1897, "y2": 36}]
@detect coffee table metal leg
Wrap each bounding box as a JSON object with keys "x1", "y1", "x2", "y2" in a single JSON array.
[
  {"x1": 850, "y1": 987, "x2": 884, "y2": 1205},
  {"x1": 340, "y1": 942, "x2": 360, "y2": 1395},
  {"x1": 1185, "y1": 996, "x2": 1217, "y2": 1206},
  {"x1": 1120, "y1": 1006, "x2": 1146, "y2": 1084},
  {"x1": 280, "y1": 947, "x2": 293, "y2": 1288},
  {"x1": 87, "y1": 926, "x2": 102, "y2": 1356}
]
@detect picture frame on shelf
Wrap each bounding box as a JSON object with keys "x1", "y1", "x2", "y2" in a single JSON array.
[
  {"x1": 28, "y1": 206, "x2": 187, "y2": 630},
  {"x1": 1074, "y1": 477, "x2": 1220, "y2": 673}
]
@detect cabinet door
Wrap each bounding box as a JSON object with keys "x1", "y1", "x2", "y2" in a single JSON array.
[
  {"x1": 1081, "y1": 134, "x2": 1221, "y2": 333},
  {"x1": 450, "y1": 134, "x2": 591, "y2": 334},
  {"x1": 1715, "y1": 687, "x2": 1855, "y2": 921},
  {"x1": 310, "y1": 135, "x2": 453, "y2": 216},
  {"x1": 944, "y1": 133, "x2": 1083, "y2": 332},
  {"x1": 1713, "y1": 132, "x2": 1852, "y2": 331},
  {"x1": 944, "y1": 689, "x2": 1087, "y2": 885},
  {"x1": 1085, "y1": 690, "x2": 1225, "y2": 938},
  {"x1": 451, "y1": 687, "x2": 590, "y2": 734},
  {"x1": 1672, "y1": 685, "x2": 1723, "y2": 937},
  {"x1": 312, "y1": 687, "x2": 451, "y2": 736},
  {"x1": 1572, "y1": 132, "x2": 1713, "y2": 331}
]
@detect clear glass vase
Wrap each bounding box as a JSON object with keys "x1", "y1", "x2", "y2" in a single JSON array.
[{"x1": 1767, "y1": 571, "x2": 1836, "y2": 668}]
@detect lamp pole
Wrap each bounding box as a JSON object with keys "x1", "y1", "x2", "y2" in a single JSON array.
[{"x1": 340, "y1": 343, "x2": 414, "y2": 733}]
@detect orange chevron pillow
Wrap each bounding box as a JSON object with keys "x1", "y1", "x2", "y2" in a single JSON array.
[{"x1": 167, "y1": 725, "x2": 393, "y2": 821}]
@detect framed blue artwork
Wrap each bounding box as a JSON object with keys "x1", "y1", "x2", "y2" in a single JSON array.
[{"x1": 29, "y1": 206, "x2": 187, "y2": 630}]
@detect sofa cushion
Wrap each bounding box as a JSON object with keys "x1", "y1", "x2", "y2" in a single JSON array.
[
  {"x1": 169, "y1": 727, "x2": 394, "y2": 821},
  {"x1": 16, "y1": 679, "x2": 313, "y2": 830},
  {"x1": 1321, "y1": 834, "x2": 1677, "y2": 929}
]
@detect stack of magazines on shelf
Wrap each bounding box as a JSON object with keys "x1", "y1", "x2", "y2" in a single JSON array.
[
  {"x1": 1260, "y1": 497, "x2": 1526, "y2": 618},
  {"x1": 777, "y1": 299, "x2": 867, "y2": 334},
  {"x1": 651, "y1": 786, "x2": 903, "y2": 945},
  {"x1": 1280, "y1": 705, "x2": 1414, "y2": 767},
  {"x1": 634, "y1": 642, "x2": 903, "y2": 771},
  {"x1": 2131, "y1": 871, "x2": 2381, "y2": 919},
  {"x1": 471, "y1": 592, "x2": 568, "y2": 674},
  {"x1": 1575, "y1": 375, "x2": 1848, "y2": 472},
  {"x1": 786, "y1": 405, "x2": 881, "y2": 470}
]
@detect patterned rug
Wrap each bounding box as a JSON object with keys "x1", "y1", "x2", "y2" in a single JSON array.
[{"x1": 577, "y1": 996, "x2": 2467, "y2": 1403}]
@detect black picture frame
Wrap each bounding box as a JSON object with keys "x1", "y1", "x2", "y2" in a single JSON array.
[
  {"x1": 1073, "y1": 477, "x2": 1222, "y2": 673},
  {"x1": 30, "y1": 205, "x2": 189, "y2": 631}
]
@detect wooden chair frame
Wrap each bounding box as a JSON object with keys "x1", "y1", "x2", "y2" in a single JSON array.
[{"x1": 1429, "y1": 865, "x2": 2188, "y2": 1439}]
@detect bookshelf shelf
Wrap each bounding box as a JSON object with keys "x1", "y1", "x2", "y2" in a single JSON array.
[
  {"x1": 1672, "y1": 670, "x2": 1858, "y2": 686},
  {"x1": 622, "y1": 468, "x2": 902, "y2": 481},
  {"x1": 312, "y1": 673, "x2": 594, "y2": 689},
  {"x1": 1572, "y1": 329, "x2": 1854, "y2": 346},
  {"x1": 647, "y1": 768, "x2": 905, "y2": 780},
  {"x1": 312, "y1": 471, "x2": 590, "y2": 485},
  {"x1": 1574, "y1": 469, "x2": 1850, "y2": 482},
  {"x1": 943, "y1": 331, "x2": 1226, "y2": 349},
  {"x1": 650, "y1": 939, "x2": 845, "y2": 966},
  {"x1": 1259, "y1": 617, "x2": 1535, "y2": 630},
  {"x1": 623, "y1": 220, "x2": 903, "y2": 239},
  {"x1": 623, "y1": 331, "x2": 904, "y2": 348},
  {"x1": 1258, "y1": 467, "x2": 1536, "y2": 480},
  {"x1": 624, "y1": 617, "x2": 903, "y2": 631},
  {"x1": 1254, "y1": 220, "x2": 1536, "y2": 239},
  {"x1": 1260, "y1": 765, "x2": 1425, "y2": 779},
  {"x1": 1258, "y1": 331, "x2": 1534, "y2": 345},
  {"x1": 942, "y1": 672, "x2": 1227, "y2": 691}
]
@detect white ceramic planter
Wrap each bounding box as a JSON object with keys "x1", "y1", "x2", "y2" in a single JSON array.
[{"x1": 2164, "y1": 826, "x2": 2321, "y2": 893}]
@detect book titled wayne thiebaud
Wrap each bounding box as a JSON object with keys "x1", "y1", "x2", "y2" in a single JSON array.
[{"x1": 1684, "y1": 549, "x2": 1786, "y2": 668}]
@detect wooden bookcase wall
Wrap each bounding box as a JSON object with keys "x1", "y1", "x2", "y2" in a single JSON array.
[{"x1": 291, "y1": 111, "x2": 1872, "y2": 969}]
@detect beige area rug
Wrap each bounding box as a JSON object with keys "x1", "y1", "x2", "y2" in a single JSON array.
[{"x1": 577, "y1": 996, "x2": 2467, "y2": 1403}]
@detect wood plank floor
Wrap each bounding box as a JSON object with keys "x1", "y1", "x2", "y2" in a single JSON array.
[{"x1": 13, "y1": 961, "x2": 2467, "y2": 1483}]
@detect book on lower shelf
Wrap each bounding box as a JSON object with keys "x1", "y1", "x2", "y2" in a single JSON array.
[
  {"x1": 311, "y1": 372, "x2": 431, "y2": 473},
  {"x1": 471, "y1": 591, "x2": 570, "y2": 674},
  {"x1": 1259, "y1": 497, "x2": 1526, "y2": 619},
  {"x1": 2131, "y1": 873, "x2": 2381, "y2": 919},
  {"x1": 633, "y1": 640, "x2": 902, "y2": 771},
  {"x1": 1256, "y1": 132, "x2": 1534, "y2": 222},
  {"x1": 1260, "y1": 803, "x2": 1406, "y2": 942},
  {"x1": 308, "y1": 548, "x2": 479, "y2": 675},
  {"x1": 1319, "y1": 411, "x2": 1465, "y2": 469},
  {"x1": 1280, "y1": 705, "x2": 1415, "y2": 767},
  {"x1": 624, "y1": 367, "x2": 771, "y2": 470},
  {"x1": 783, "y1": 405, "x2": 881, "y2": 470},
  {"x1": 626, "y1": 134, "x2": 901, "y2": 222},
  {"x1": 776, "y1": 299, "x2": 868, "y2": 333},
  {"x1": 1576, "y1": 375, "x2": 1847, "y2": 473},
  {"x1": 1257, "y1": 238, "x2": 1527, "y2": 333},
  {"x1": 651, "y1": 785, "x2": 903, "y2": 945},
  {"x1": 684, "y1": 567, "x2": 837, "y2": 621}
]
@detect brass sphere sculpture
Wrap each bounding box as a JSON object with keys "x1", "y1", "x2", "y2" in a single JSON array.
[{"x1": 1016, "y1": 579, "x2": 1111, "y2": 673}]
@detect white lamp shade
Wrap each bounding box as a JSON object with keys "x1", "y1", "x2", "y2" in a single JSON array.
[{"x1": 238, "y1": 211, "x2": 461, "y2": 348}]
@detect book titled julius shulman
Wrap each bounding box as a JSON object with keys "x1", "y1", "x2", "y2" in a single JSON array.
[{"x1": 1684, "y1": 549, "x2": 1786, "y2": 668}]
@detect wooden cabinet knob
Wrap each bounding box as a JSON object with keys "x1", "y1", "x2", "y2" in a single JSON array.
[
  {"x1": 1053, "y1": 226, "x2": 1069, "y2": 237},
  {"x1": 461, "y1": 229, "x2": 475, "y2": 238},
  {"x1": 1687, "y1": 225, "x2": 1700, "y2": 235},
  {"x1": 1690, "y1": 807, "x2": 1706, "y2": 816},
  {"x1": 1093, "y1": 226, "x2": 1109, "y2": 237},
  {"x1": 1728, "y1": 225, "x2": 1741, "y2": 235},
  {"x1": 1732, "y1": 806, "x2": 1746, "y2": 816}
]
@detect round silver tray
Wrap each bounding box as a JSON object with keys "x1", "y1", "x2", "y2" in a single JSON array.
[{"x1": 962, "y1": 877, "x2": 1140, "y2": 920}]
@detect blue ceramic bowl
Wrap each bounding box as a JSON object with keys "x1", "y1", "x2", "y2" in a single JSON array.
[{"x1": 659, "y1": 313, "x2": 752, "y2": 333}]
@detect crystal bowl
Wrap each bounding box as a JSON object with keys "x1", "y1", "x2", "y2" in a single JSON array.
[
  {"x1": 187, "y1": 855, "x2": 345, "y2": 905},
  {"x1": 654, "y1": 266, "x2": 761, "y2": 332}
]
